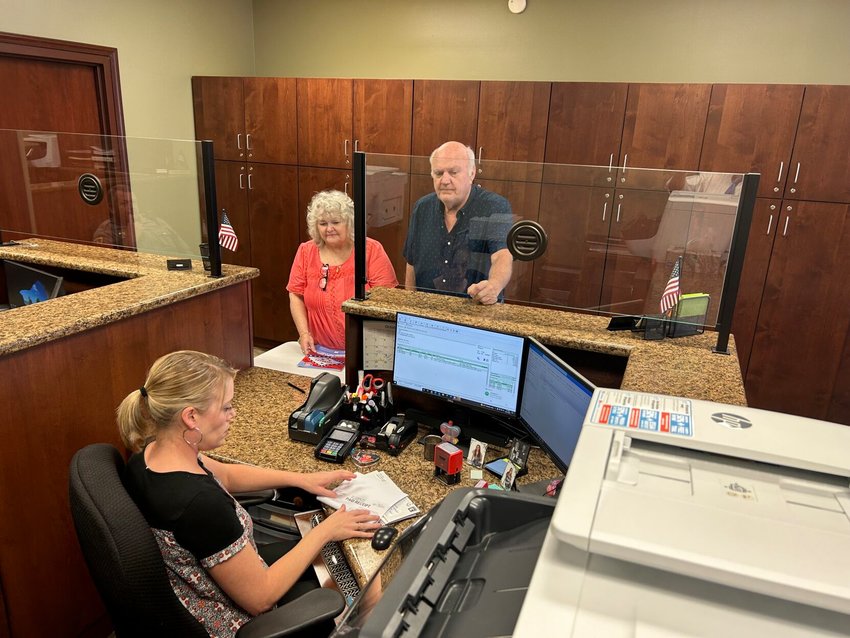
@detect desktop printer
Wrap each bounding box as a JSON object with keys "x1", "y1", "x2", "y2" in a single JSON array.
[
  {"x1": 288, "y1": 373, "x2": 345, "y2": 444},
  {"x1": 514, "y1": 388, "x2": 850, "y2": 637}
]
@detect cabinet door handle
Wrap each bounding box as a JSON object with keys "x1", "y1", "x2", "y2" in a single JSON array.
[
  {"x1": 622, "y1": 154, "x2": 628, "y2": 172},
  {"x1": 478, "y1": 146, "x2": 483, "y2": 163},
  {"x1": 783, "y1": 211, "x2": 791, "y2": 237},
  {"x1": 776, "y1": 161, "x2": 784, "y2": 182},
  {"x1": 239, "y1": 173, "x2": 245, "y2": 190},
  {"x1": 793, "y1": 162, "x2": 801, "y2": 184},
  {"x1": 237, "y1": 133, "x2": 242, "y2": 150},
  {"x1": 354, "y1": 139, "x2": 359, "y2": 153},
  {"x1": 344, "y1": 139, "x2": 349, "y2": 158},
  {"x1": 246, "y1": 133, "x2": 252, "y2": 150},
  {"x1": 602, "y1": 202, "x2": 607, "y2": 221},
  {"x1": 616, "y1": 203, "x2": 622, "y2": 223},
  {"x1": 247, "y1": 173, "x2": 253, "y2": 190},
  {"x1": 766, "y1": 214, "x2": 773, "y2": 235},
  {"x1": 608, "y1": 153, "x2": 614, "y2": 173}
]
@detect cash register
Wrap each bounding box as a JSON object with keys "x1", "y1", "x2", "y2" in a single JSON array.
[{"x1": 333, "y1": 389, "x2": 850, "y2": 637}]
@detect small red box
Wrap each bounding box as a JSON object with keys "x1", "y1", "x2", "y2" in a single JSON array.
[{"x1": 434, "y1": 442, "x2": 463, "y2": 475}]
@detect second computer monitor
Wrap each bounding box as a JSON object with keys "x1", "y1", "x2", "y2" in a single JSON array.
[
  {"x1": 392, "y1": 312, "x2": 525, "y2": 419},
  {"x1": 519, "y1": 338, "x2": 595, "y2": 473},
  {"x1": 3, "y1": 260, "x2": 65, "y2": 308}
]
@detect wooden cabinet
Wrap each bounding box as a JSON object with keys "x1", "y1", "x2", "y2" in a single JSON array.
[
  {"x1": 531, "y1": 184, "x2": 613, "y2": 309},
  {"x1": 700, "y1": 84, "x2": 803, "y2": 199},
  {"x1": 296, "y1": 77, "x2": 353, "y2": 169},
  {"x1": 193, "y1": 77, "x2": 297, "y2": 164},
  {"x1": 618, "y1": 83, "x2": 711, "y2": 190},
  {"x1": 785, "y1": 85, "x2": 850, "y2": 203},
  {"x1": 730, "y1": 198, "x2": 781, "y2": 378},
  {"x1": 545, "y1": 82, "x2": 628, "y2": 168},
  {"x1": 476, "y1": 81, "x2": 551, "y2": 165},
  {"x1": 412, "y1": 80, "x2": 480, "y2": 168},
  {"x1": 214, "y1": 160, "x2": 300, "y2": 344},
  {"x1": 598, "y1": 188, "x2": 672, "y2": 314},
  {"x1": 353, "y1": 79, "x2": 413, "y2": 155},
  {"x1": 745, "y1": 201, "x2": 850, "y2": 421}
]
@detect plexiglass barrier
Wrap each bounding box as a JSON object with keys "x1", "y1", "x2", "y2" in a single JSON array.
[
  {"x1": 0, "y1": 128, "x2": 219, "y2": 268},
  {"x1": 356, "y1": 151, "x2": 757, "y2": 345}
]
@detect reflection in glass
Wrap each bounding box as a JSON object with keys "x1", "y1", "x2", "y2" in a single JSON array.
[{"x1": 362, "y1": 151, "x2": 750, "y2": 332}]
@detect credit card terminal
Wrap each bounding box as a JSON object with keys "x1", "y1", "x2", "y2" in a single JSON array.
[{"x1": 315, "y1": 419, "x2": 360, "y2": 463}]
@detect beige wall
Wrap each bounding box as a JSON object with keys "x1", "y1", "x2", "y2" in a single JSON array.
[
  {"x1": 253, "y1": 0, "x2": 850, "y2": 84},
  {"x1": 1, "y1": 0, "x2": 256, "y2": 139}
]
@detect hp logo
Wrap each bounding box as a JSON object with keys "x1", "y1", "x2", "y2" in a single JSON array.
[{"x1": 711, "y1": 412, "x2": 753, "y2": 429}]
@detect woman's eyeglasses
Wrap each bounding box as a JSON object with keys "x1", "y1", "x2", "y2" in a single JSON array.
[{"x1": 319, "y1": 263, "x2": 329, "y2": 291}]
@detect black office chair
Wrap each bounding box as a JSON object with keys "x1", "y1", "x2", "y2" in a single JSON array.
[{"x1": 68, "y1": 443, "x2": 344, "y2": 638}]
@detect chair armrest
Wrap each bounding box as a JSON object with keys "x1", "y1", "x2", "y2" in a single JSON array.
[
  {"x1": 233, "y1": 489, "x2": 277, "y2": 508},
  {"x1": 236, "y1": 588, "x2": 345, "y2": 638}
]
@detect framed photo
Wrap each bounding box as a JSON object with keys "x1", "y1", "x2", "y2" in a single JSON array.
[
  {"x1": 467, "y1": 438, "x2": 487, "y2": 468},
  {"x1": 500, "y1": 462, "x2": 517, "y2": 490}
]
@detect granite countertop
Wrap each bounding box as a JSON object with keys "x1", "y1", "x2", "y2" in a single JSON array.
[
  {"x1": 0, "y1": 239, "x2": 258, "y2": 356},
  {"x1": 343, "y1": 287, "x2": 747, "y2": 406},
  {"x1": 216, "y1": 366, "x2": 561, "y2": 586}
]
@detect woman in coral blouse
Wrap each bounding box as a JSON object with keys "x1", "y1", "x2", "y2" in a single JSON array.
[{"x1": 287, "y1": 190, "x2": 398, "y2": 354}]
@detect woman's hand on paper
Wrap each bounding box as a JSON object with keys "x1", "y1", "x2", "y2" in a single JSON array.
[
  {"x1": 299, "y1": 469, "x2": 356, "y2": 498},
  {"x1": 320, "y1": 504, "x2": 382, "y2": 541}
]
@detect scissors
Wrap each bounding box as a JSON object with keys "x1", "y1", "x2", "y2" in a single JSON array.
[{"x1": 359, "y1": 373, "x2": 385, "y2": 397}]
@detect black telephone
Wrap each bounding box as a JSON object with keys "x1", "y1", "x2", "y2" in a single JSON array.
[
  {"x1": 315, "y1": 419, "x2": 361, "y2": 463},
  {"x1": 288, "y1": 373, "x2": 345, "y2": 444}
]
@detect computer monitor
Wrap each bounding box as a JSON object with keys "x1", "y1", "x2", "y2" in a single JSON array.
[
  {"x1": 3, "y1": 260, "x2": 65, "y2": 308},
  {"x1": 392, "y1": 312, "x2": 526, "y2": 425},
  {"x1": 518, "y1": 338, "x2": 595, "y2": 473}
]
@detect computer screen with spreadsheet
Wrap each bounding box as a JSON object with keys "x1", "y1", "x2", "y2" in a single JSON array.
[
  {"x1": 392, "y1": 312, "x2": 525, "y2": 419},
  {"x1": 519, "y1": 338, "x2": 595, "y2": 473}
]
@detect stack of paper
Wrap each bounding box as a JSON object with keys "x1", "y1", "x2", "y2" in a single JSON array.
[{"x1": 318, "y1": 471, "x2": 420, "y2": 525}]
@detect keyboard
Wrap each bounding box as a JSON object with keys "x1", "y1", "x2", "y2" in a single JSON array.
[{"x1": 293, "y1": 509, "x2": 362, "y2": 607}]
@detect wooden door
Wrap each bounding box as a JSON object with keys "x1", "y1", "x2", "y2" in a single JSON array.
[
  {"x1": 476, "y1": 81, "x2": 551, "y2": 181},
  {"x1": 191, "y1": 76, "x2": 245, "y2": 161},
  {"x1": 213, "y1": 160, "x2": 252, "y2": 267},
  {"x1": 244, "y1": 77, "x2": 298, "y2": 164},
  {"x1": 599, "y1": 188, "x2": 673, "y2": 314},
  {"x1": 249, "y1": 163, "x2": 300, "y2": 344},
  {"x1": 618, "y1": 83, "x2": 711, "y2": 189},
  {"x1": 785, "y1": 85, "x2": 850, "y2": 203},
  {"x1": 531, "y1": 184, "x2": 613, "y2": 310},
  {"x1": 700, "y1": 84, "x2": 803, "y2": 199},
  {"x1": 296, "y1": 78, "x2": 353, "y2": 169},
  {"x1": 411, "y1": 80, "x2": 480, "y2": 174},
  {"x1": 545, "y1": 82, "x2": 628, "y2": 171},
  {"x1": 353, "y1": 79, "x2": 413, "y2": 156},
  {"x1": 730, "y1": 198, "x2": 780, "y2": 378},
  {"x1": 0, "y1": 36, "x2": 125, "y2": 246},
  {"x1": 746, "y1": 201, "x2": 850, "y2": 420}
]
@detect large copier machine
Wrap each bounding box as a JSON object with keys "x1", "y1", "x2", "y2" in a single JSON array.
[{"x1": 334, "y1": 389, "x2": 850, "y2": 637}]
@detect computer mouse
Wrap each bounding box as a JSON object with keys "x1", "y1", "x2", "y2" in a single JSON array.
[{"x1": 371, "y1": 525, "x2": 398, "y2": 551}]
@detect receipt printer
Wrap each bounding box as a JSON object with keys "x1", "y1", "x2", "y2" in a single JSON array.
[{"x1": 288, "y1": 373, "x2": 345, "y2": 444}]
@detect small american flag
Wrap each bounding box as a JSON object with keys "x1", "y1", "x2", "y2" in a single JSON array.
[
  {"x1": 218, "y1": 210, "x2": 239, "y2": 252},
  {"x1": 660, "y1": 257, "x2": 681, "y2": 314}
]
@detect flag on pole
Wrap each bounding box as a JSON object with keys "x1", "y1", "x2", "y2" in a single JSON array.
[
  {"x1": 218, "y1": 210, "x2": 239, "y2": 252},
  {"x1": 660, "y1": 257, "x2": 681, "y2": 314}
]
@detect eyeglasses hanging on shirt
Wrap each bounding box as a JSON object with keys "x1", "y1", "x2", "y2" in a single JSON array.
[{"x1": 320, "y1": 263, "x2": 329, "y2": 291}]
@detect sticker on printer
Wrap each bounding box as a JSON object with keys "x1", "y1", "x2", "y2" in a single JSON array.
[{"x1": 590, "y1": 389, "x2": 693, "y2": 437}]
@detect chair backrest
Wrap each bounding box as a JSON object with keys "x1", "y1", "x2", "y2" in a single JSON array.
[{"x1": 68, "y1": 443, "x2": 209, "y2": 638}]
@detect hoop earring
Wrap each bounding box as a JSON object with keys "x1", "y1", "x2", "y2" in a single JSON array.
[{"x1": 183, "y1": 427, "x2": 204, "y2": 447}]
